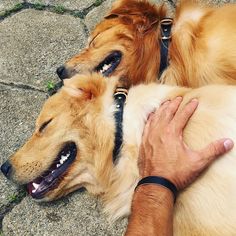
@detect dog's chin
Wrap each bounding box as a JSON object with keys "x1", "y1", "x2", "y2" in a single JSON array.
[{"x1": 27, "y1": 142, "x2": 77, "y2": 200}]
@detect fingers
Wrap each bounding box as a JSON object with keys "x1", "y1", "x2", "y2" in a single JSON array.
[
  {"x1": 142, "y1": 101, "x2": 170, "y2": 141},
  {"x1": 174, "y1": 99, "x2": 199, "y2": 134},
  {"x1": 198, "y1": 138, "x2": 234, "y2": 166},
  {"x1": 162, "y1": 97, "x2": 183, "y2": 122},
  {"x1": 151, "y1": 97, "x2": 183, "y2": 129},
  {"x1": 142, "y1": 113, "x2": 153, "y2": 143}
]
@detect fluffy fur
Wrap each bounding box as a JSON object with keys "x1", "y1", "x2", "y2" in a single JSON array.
[
  {"x1": 63, "y1": 0, "x2": 236, "y2": 87},
  {"x1": 8, "y1": 73, "x2": 236, "y2": 235}
]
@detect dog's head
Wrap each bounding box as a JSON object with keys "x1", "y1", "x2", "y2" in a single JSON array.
[
  {"x1": 57, "y1": 0, "x2": 166, "y2": 87},
  {"x1": 1, "y1": 74, "x2": 117, "y2": 201}
]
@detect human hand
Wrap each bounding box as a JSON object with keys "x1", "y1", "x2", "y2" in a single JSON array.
[{"x1": 139, "y1": 97, "x2": 234, "y2": 190}]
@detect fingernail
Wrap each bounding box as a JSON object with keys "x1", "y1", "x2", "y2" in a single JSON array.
[
  {"x1": 176, "y1": 96, "x2": 183, "y2": 100},
  {"x1": 224, "y1": 139, "x2": 234, "y2": 151},
  {"x1": 191, "y1": 98, "x2": 198, "y2": 103},
  {"x1": 162, "y1": 100, "x2": 170, "y2": 105},
  {"x1": 147, "y1": 112, "x2": 154, "y2": 120}
]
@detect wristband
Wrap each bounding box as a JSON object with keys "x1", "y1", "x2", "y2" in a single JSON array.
[{"x1": 136, "y1": 176, "x2": 178, "y2": 202}]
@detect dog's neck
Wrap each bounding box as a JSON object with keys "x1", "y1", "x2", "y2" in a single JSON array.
[
  {"x1": 160, "y1": 5, "x2": 212, "y2": 87},
  {"x1": 104, "y1": 82, "x2": 180, "y2": 220}
]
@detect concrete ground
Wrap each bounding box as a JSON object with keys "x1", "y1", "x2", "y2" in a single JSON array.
[{"x1": 0, "y1": 0, "x2": 235, "y2": 235}]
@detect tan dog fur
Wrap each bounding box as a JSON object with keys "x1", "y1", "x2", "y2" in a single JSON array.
[
  {"x1": 8, "y1": 73, "x2": 236, "y2": 235},
  {"x1": 63, "y1": 0, "x2": 236, "y2": 88}
]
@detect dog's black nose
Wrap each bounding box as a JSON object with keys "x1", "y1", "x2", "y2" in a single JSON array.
[
  {"x1": 1, "y1": 161, "x2": 12, "y2": 178},
  {"x1": 56, "y1": 65, "x2": 68, "y2": 80}
]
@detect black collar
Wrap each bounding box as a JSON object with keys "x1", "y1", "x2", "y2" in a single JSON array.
[
  {"x1": 112, "y1": 88, "x2": 128, "y2": 164},
  {"x1": 159, "y1": 18, "x2": 173, "y2": 79}
]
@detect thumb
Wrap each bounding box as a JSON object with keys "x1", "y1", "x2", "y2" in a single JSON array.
[{"x1": 199, "y1": 138, "x2": 234, "y2": 164}]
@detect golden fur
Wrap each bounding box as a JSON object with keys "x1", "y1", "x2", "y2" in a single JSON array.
[
  {"x1": 63, "y1": 0, "x2": 236, "y2": 87},
  {"x1": 8, "y1": 73, "x2": 236, "y2": 235}
]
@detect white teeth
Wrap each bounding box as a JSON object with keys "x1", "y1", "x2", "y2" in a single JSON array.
[
  {"x1": 33, "y1": 183, "x2": 39, "y2": 189},
  {"x1": 62, "y1": 155, "x2": 68, "y2": 161},
  {"x1": 56, "y1": 152, "x2": 70, "y2": 168},
  {"x1": 100, "y1": 63, "x2": 112, "y2": 73},
  {"x1": 59, "y1": 154, "x2": 69, "y2": 165},
  {"x1": 103, "y1": 64, "x2": 110, "y2": 71},
  {"x1": 32, "y1": 183, "x2": 40, "y2": 193}
]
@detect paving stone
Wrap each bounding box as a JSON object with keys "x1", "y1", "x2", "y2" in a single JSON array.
[
  {"x1": 172, "y1": 0, "x2": 236, "y2": 5},
  {"x1": 85, "y1": 0, "x2": 174, "y2": 32},
  {"x1": 0, "y1": 85, "x2": 47, "y2": 228},
  {"x1": 204, "y1": 0, "x2": 236, "y2": 4},
  {"x1": 85, "y1": 0, "x2": 115, "y2": 32},
  {"x1": 28, "y1": 0, "x2": 99, "y2": 11},
  {"x1": 0, "y1": 9, "x2": 87, "y2": 90},
  {"x1": 3, "y1": 192, "x2": 127, "y2": 236},
  {"x1": 0, "y1": 0, "x2": 23, "y2": 15}
]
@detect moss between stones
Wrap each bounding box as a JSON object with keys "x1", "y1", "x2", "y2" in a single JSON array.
[
  {"x1": 53, "y1": 5, "x2": 66, "y2": 14},
  {"x1": 94, "y1": 0, "x2": 104, "y2": 7},
  {"x1": 0, "y1": 189, "x2": 26, "y2": 232},
  {"x1": 0, "y1": 3, "x2": 24, "y2": 18},
  {"x1": 34, "y1": 2, "x2": 46, "y2": 10},
  {"x1": 0, "y1": 0, "x2": 107, "y2": 20},
  {"x1": 7, "y1": 190, "x2": 26, "y2": 204}
]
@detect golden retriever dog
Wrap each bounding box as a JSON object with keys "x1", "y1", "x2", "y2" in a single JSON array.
[
  {"x1": 2, "y1": 73, "x2": 236, "y2": 235},
  {"x1": 57, "y1": 0, "x2": 236, "y2": 88}
]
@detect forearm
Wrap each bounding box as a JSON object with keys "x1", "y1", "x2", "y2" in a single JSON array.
[{"x1": 125, "y1": 185, "x2": 174, "y2": 236}]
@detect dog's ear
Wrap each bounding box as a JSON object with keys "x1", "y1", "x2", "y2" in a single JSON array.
[
  {"x1": 105, "y1": 0, "x2": 166, "y2": 33},
  {"x1": 63, "y1": 74, "x2": 107, "y2": 100}
]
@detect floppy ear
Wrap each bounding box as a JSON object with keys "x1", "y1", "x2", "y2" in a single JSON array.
[
  {"x1": 63, "y1": 73, "x2": 107, "y2": 100},
  {"x1": 105, "y1": 0, "x2": 166, "y2": 33}
]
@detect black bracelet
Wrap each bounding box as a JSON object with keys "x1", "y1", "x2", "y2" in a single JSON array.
[{"x1": 135, "y1": 176, "x2": 178, "y2": 202}]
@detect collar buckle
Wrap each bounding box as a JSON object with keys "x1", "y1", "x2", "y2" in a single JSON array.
[
  {"x1": 160, "y1": 18, "x2": 173, "y2": 25},
  {"x1": 114, "y1": 88, "x2": 128, "y2": 103},
  {"x1": 114, "y1": 88, "x2": 128, "y2": 97},
  {"x1": 160, "y1": 18, "x2": 173, "y2": 40}
]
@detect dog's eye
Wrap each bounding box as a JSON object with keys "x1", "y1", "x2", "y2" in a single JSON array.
[{"x1": 39, "y1": 119, "x2": 52, "y2": 133}]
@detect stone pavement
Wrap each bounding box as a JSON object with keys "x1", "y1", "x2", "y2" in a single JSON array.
[{"x1": 0, "y1": 0, "x2": 235, "y2": 235}]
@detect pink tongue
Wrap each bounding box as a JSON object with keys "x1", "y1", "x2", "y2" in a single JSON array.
[{"x1": 27, "y1": 182, "x2": 34, "y2": 194}]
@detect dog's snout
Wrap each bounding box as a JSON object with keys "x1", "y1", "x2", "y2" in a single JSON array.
[
  {"x1": 56, "y1": 65, "x2": 69, "y2": 80},
  {"x1": 1, "y1": 160, "x2": 12, "y2": 179}
]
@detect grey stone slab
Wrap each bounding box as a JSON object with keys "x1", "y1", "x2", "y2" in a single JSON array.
[
  {"x1": 85, "y1": 0, "x2": 116, "y2": 32},
  {"x1": 85, "y1": 0, "x2": 174, "y2": 32},
  {"x1": 204, "y1": 0, "x2": 236, "y2": 4},
  {"x1": 3, "y1": 192, "x2": 127, "y2": 236},
  {"x1": 0, "y1": 9, "x2": 87, "y2": 90},
  {"x1": 172, "y1": 0, "x2": 236, "y2": 5},
  {"x1": 0, "y1": 0, "x2": 23, "y2": 15},
  {"x1": 0, "y1": 85, "x2": 47, "y2": 226},
  {"x1": 28, "y1": 0, "x2": 98, "y2": 11}
]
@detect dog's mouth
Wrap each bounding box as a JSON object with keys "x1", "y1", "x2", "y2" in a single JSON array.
[
  {"x1": 95, "y1": 50, "x2": 122, "y2": 76},
  {"x1": 27, "y1": 142, "x2": 77, "y2": 199}
]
